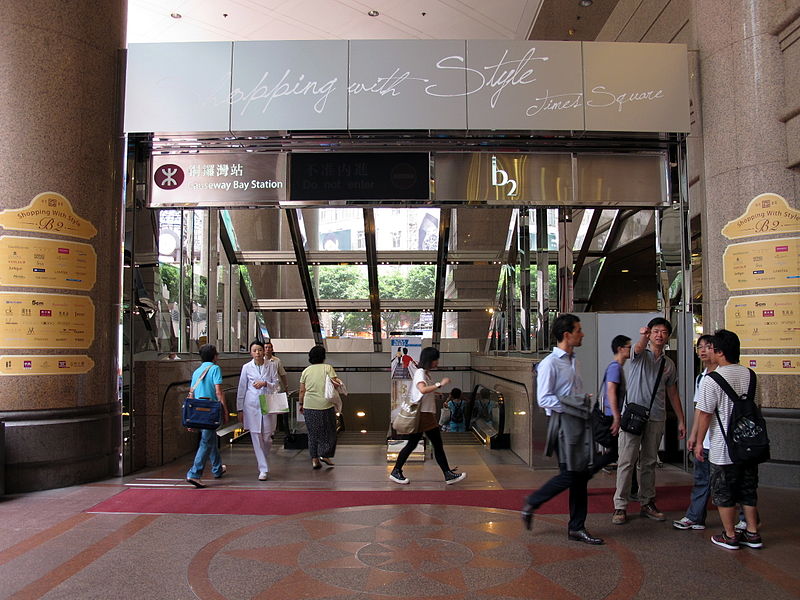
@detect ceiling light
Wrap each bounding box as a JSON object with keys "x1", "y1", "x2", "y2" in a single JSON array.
[
  {"x1": 368, "y1": 10, "x2": 379, "y2": 17},
  {"x1": 170, "y1": 12, "x2": 182, "y2": 19},
  {"x1": 579, "y1": 0, "x2": 593, "y2": 6},
  {"x1": 356, "y1": 411, "x2": 366, "y2": 417},
  {"x1": 621, "y1": 269, "x2": 630, "y2": 273}
]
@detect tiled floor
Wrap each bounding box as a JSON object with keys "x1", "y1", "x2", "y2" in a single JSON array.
[{"x1": 1, "y1": 440, "x2": 798, "y2": 599}]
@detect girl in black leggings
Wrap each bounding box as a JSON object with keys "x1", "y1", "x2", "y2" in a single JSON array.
[{"x1": 389, "y1": 347, "x2": 467, "y2": 485}]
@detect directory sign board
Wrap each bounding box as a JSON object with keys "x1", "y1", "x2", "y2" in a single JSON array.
[
  {"x1": 0, "y1": 354, "x2": 95, "y2": 376},
  {"x1": 0, "y1": 193, "x2": 97, "y2": 240},
  {"x1": 721, "y1": 194, "x2": 800, "y2": 240},
  {"x1": 724, "y1": 293, "x2": 799, "y2": 349},
  {"x1": 150, "y1": 153, "x2": 287, "y2": 207},
  {"x1": 0, "y1": 236, "x2": 97, "y2": 291},
  {"x1": 741, "y1": 354, "x2": 799, "y2": 375},
  {"x1": 722, "y1": 237, "x2": 799, "y2": 291},
  {"x1": 0, "y1": 292, "x2": 95, "y2": 349}
]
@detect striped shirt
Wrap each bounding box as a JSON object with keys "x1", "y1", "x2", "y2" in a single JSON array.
[{"x1": 695, "y1": 364, "x2": 754, "y2": 465}]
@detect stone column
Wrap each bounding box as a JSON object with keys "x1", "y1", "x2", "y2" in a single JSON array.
[
  {"x1": 0, "y1": 1, "x2": 127, "y2": 491},
  {"x1": 693, "y1": 0, "x2": 799, "y2": 485}
]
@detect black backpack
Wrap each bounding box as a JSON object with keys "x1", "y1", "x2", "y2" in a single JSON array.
[
  {"x1": 451, "y1": 401, "x2": 464, "y2": 423},
  {"x1": 707, "y1": 369, "x2": 770, "y2": 465}
]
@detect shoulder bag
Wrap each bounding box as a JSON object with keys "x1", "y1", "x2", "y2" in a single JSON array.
[
  {"x1": 182, "y1": 365, "x2": 223, "y2": 430},
  {"x1": 324, "y1": 365, "x2": 343, "y2": 413},
  {"x1": 619, "y1": 357, "x2": 664, "y2": 436}
]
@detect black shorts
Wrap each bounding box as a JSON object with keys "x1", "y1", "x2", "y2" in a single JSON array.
[{"x1": 710, "y1": 462, "x2": 758, "y2": 508}]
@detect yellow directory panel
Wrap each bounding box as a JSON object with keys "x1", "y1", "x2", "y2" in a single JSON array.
[
  {"x1": 0, "y1": 354, "x2": 95, "y2": 376},
  {"x1": 0, "y1": 236, "x2": 97, "y2": 291},
  {"x1": 0, "y1": 292, "x2": 94, "y2": 349},
  {"x1": 741, "y1": 354, "x2": 799, "y2": 375},
  {"x1": 721, "y1": 193, "x2": 800, "y2": 240},
  {"x1": 722, "y1": 237, "x2": 799, "y2": 291},
  {"x1": 725, "y1": 293, "x2": 800, "y2": 349},
  {"x1": 0, "y1": 192, "x2": 97, "y2": 240}
]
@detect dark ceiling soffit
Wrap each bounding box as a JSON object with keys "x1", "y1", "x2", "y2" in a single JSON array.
[
  {"x1": 431, "y1": 208, "x2": 452, "y2": 349},
  {"x1": 285, "y1": 208, "x2": 324, "y2": 346},
  {"x1": 362, "y1": 208, "x2": 383, "y2": 352}
]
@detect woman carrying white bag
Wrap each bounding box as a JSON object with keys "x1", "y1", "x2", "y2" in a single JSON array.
[{"x1": 237, "y1": 340, "x2": 285, "y2": 481}]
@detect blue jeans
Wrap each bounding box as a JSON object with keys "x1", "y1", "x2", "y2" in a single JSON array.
[
  {"x1": 448, "y1": 421, "x2": 466, "y2": 432},
  {"x1": 187, "y1": 428, "x2": 223, "y2": 479},
  {"x1": 685, "y1": 449, "x2": 710, "y2": 523}
]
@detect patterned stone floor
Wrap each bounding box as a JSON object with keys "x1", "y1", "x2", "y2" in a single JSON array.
[{"x1": 1, "y1": 443, "x2": 799, "y2": 599}]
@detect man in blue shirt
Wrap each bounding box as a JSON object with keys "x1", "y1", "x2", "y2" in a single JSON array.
[{"x1": 521, "y1": 314, "x2": 603, "y2": 545}]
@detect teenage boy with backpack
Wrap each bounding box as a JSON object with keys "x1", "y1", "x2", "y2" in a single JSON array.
[{"x1": 694, "y1": 329, "x2": 766, "y2": 550}]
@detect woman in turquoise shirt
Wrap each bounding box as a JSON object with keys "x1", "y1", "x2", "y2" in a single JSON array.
[{"x1": 186, "y1": 344, "x2": 229, "y2": 488}]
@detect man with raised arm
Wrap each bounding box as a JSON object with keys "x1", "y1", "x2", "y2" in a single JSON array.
[{"x1": 612, "y1": 317, "x2": 685, "y2": 525}]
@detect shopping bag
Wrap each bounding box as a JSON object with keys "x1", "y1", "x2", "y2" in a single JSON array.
[{"x1": 267, "y1": 392, "x2": 289, "y2": 413}]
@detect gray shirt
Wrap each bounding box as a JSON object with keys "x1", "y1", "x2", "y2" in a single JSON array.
[{"x1": 624, "y1": 348, "x2": 677, "y2": 422}]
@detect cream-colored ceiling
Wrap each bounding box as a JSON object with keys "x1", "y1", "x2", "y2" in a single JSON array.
[{"x1": 127, "y1": 0, "x2": 546, "y2": 43}]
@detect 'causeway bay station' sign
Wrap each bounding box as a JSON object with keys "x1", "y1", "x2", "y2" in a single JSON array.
[{"x1": 132, "y1": 40, "x2": 689, "y2": 208}]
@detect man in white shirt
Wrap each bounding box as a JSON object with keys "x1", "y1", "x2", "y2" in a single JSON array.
[
  {"x1": 522, "y1": 314, "x2": 603, "y2": 545},
  {"x1": 694, "y1": 329, "x2": 763, "y2": 551}
]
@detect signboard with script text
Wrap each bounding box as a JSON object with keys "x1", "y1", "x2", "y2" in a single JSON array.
[{"x1": 126, "y1": 40, "x2": 691, "y2": 134}]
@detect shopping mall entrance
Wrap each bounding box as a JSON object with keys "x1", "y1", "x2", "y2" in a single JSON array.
[{"x1": 121, "y1": 38, "x2": 698, "y2": 476}]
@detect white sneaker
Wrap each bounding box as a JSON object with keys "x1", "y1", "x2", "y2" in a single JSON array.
[
  {"x1": 734, "y1": 519, "x2": 747, "y2": 532},
  {"x1": 673, "y1": 517, "x2": 705, "y2": 530},
  {"x1": 258, "y1": 472, "x2": 268, "y2": 481}
]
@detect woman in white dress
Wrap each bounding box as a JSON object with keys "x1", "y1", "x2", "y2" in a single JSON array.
[{"x1": 237, "y1": 340, "x2": 279, "y2": 481}]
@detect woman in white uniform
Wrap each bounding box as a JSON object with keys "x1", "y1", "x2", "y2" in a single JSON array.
[{"x1": 237, "y1": 340, "x2": 279, "y2": 481}]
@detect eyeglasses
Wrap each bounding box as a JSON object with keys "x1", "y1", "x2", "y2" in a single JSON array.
[{"x1": 697, "y1": 345, "x2": 713, "y2": 350}]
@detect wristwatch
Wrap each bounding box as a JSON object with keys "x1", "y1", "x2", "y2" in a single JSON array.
[{"x1": 434, "y1": 382, "x2": 441, "y2": 388}]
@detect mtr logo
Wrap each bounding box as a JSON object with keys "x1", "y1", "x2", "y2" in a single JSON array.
[{"x1": 491, "y1": 156, "x2": 518, "y2": 197}]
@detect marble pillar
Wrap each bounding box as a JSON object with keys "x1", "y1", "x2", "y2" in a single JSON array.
[
  {"x1": 0, "y1": 1, "x2": 127, "y2": 491},
  {"x1": 693, "y1": 0, "x2": 799, "y2": 485}
]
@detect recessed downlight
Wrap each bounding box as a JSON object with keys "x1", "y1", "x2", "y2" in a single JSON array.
[
  {"x1": 368, "y1": 10, "x2": 379, "y2": 17},
  {"x1": 170, "y1": 12, "x2": 182, "y2": 19}
]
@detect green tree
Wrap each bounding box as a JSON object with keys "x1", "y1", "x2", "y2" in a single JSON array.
[
  {"x1": 315, "y1": 266, "x2": 370, "y2": 336},
  {"x1": 405, "y1": 265, "x2": 435, "y2": 299}
]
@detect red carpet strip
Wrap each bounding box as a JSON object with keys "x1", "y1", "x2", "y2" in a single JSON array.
[{"x1": 87, "y1": 485, "x2": 691, "y2": 516}]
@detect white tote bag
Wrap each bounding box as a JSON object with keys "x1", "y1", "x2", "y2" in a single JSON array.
[{"x1": 324, "y1": 368, "x2": 343, "y2": 413}]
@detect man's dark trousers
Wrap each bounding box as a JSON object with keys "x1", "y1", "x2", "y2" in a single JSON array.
[{"x1": 526, "y1": 456, "x2": 591, "y2": 531}]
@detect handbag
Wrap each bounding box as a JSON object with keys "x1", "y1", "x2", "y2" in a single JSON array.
[
  {"x1": 619, "y1": 357, "x2": 665, "y2": 436},
  {"x1": 181, "y1": 366, "x2": 222, "y2": 430},
  {"x1": 324, "y1": 366, "x2": 343, "y2": 413},
  {"x1": 438, "y1": 406, "x2": 451, "y2": 427},
  {"x1": 392, "y1": 400, "x2": 421, "y2": 435}
]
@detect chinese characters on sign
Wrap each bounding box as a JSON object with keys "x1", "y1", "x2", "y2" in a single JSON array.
[{"x1": 150, "y1": 153, "x2": 287, "y2": 206}]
